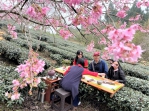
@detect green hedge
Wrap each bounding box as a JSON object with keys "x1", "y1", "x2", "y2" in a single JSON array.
[
  {"x1": 0, "y1": 40, "x2": 50, "y2": 69},
  {"x1": 50, "y1": 54, "x2": 62, "y2": 64},
  {"x1": 0, "y1": 64, "x2": 47, "y2": 107},
  {"x1": 0, "y1": 40, "x2": 28, "y2": 64},
  {"x1": 29, "y1": 32, "x2": 93, "y2": 60},
  {"x1": 46, "y1": 45, "x2": 75, "y2": 60},
  {"x1": 121, "y1": 62, "x2": 149, "y2": 80},
  {"x1": 3, "y1": 35, "x2": 47, "y2": 52},
  {"x1": 79, "y1": 82, "x2": 149, "y2": 111},
  {"x1": 125, "y1": 76, "x2": 149, "y2": 96},
  {"x1": 0, "y1": 65, "x2": 24, "y2": 107}
]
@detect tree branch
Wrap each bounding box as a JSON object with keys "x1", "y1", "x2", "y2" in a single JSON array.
[{"x1": 0, "y1": 10, "x2": 51, "y2": 26}]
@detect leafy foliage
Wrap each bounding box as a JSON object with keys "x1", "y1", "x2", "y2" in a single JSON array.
[
  {"x1": 79, "y1": 82, "x2": 149, "y2": 111},
  {"x1": 125, "y1": 76, "x2": 149, "y2": 96},
  {"x1": 0, "y1": 40, "x2": 50, "y2": 68},
  {"x1": 0, "y1": 65, "x2": 24, "y2": 107},
  {"x1": 121, "y1": 62, "x2": 149, "y2": 80}
]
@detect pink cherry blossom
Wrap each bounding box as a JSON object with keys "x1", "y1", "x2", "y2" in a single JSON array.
[
  {"x1": 144, "y1": 2, "x2": 149, "y2": 7},
  {"x1": 41, "y1": 7, "x2": 49, "y2": 15},
  {"x1": 10, "y1": 31, "x2": 17, "y2": 39},
  {"x1": 116, "y1": 10, "x2": 127, "y2": 18},
  {"x1": 11, "y1": 93, "x2": 20, "y2": 101},
  {"x1": 7, "y1": 24, "x2": 16, "y2": 31},
  {"x1": 33, "y1": 77, "x2": 41, "y2": 87},
  {"x1": 63, "y1": 0, "x2": 90, "y2": 6},
  {"x1": 136, "y1": 1, "x2": 142, "y2": 8},
  {"x1": 15, "y1": 64, "x2": 26, "y2": 73},
  {"x1": 120, "y1": 22, "x2": 127, "y2": 29},
  {"x1": 101, "y1": 29, "x2": 107, "y2": 34},
  {"x1": 26, "y1": 6, "x2": 36, "y2": 17},
  {"x1": 84, "y1": 0, "x2": 90, "y2": 2},
  {"x1": 7, "y1": 24, "x2": 17, "y2": 39},
  {"x1": 91, "y1": 4, "x2": 102, "y2": 20},
  {"x1": 129, "y1": 15, "x2": 141, "y2": 21},
  {"x1": 99, "y1": 37, "x2": 106, "y2": 44},
  {"x1": 12, "y1": 80, "x2": 20, "y2": 87},
  {"x1": 86, "y1": 41, "x2": 94, "y2": 52},
  {"x1": 63, "y1": 0, "x2": 82, "y2": 6},
  {"x1": 101, "y1": 51, "x2": 110, "y2": 60},
  {"x1": 59, "y1": 29, "x2": 73, "y2": 40}
]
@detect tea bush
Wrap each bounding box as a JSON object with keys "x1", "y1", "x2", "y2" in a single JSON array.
[
  {"x1": 121, "y1": 62, "x2": 149, "y2": 80},
  {"x1": 125, "y1": 76, "x2": 149, "y2": 96},
  {"x1": 79, "y1": 82, "x2": 149, "y2": 111}
]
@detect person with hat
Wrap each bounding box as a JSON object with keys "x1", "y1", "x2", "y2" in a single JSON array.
[
  {"x1": 73, "y1": 50, "x2": 88, "y2": 68},
  {"x1": 60, "y1": 58, "x2": 100, "y2": 110},
  {"x1": 88, "y1": 51, "x2": 108, "y2": 77}
]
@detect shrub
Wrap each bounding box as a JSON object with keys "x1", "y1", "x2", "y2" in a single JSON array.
[
  {"x1": 50, "y1": 54, "x2": 62, "y2": 64},
  {"x1": 79, "y1": 82, "x2": 149, "y2": 111},
  {"x1": 121, "y1": 62, "x2": 149, "y2": 80},
  {"x1": 125, "y1": 76, "x2": 149, "y2": 96},
  {"x1": 0, "y1": 40, "x2": 50, "y2": 69},
  {"x1": 0, "y1": 65, "x2": 24, "y2": 107}
]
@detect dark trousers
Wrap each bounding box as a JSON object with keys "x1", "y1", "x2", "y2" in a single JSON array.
[{"x1": 73, "y1": 95, "x2": 79, "y2": 107}]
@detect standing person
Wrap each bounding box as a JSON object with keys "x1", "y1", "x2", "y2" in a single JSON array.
[
  {"x1": 73, "y1": 50, "x2": 88, "y2": 68},
  {"x1": 88, "y1": 52, "x2": 108, "y2": 77},
  {"x1": 107, "y1": 61, "x2": 126, "y2": 84},
  {"x1": 60, "y1": 58, "x2": 100, "y2": 110}
]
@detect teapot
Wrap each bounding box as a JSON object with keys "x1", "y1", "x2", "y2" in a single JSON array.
[{"x1": 48, "y1": 70, "x2": 55, "y2": 77}]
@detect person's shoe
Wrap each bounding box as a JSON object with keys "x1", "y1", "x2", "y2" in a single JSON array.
[{"x1": 78, "y1": 101, "x2": 81, "y2": 106}]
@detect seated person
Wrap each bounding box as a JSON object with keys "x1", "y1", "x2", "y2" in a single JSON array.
[
  {"x1": 107, "y1": 61, "x2": 126, "y2": 84},
  {"x1": 60, "y1": 58, "x2": 100, "y2": 110},
  {"x1": 73, "y1": 50, "x2": 88, "y2": 68},
  {"x1": 88, "y1": 52, "x2": 108, "y2": 77},
  {"x1": 107, "y1": 59, "x2": 114, "y2": 65}
]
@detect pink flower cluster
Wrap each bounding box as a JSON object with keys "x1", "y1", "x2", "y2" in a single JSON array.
[
  {"x1": 116, "y1": 10, "x2": 127, "y2": 18},
  {"x1": 63, "y1": 0, "x2": 82, "y2": 6},
  {"x1": 26, "y1": 6, "x2": 49, "y2": 21},
  {"x1": 63, "y1": 0, "x2": 90, "y2": 6},
  {"x1": 59, "y1": 29, "x2": 73, "y2": 40},
  {"x1": 7, "y1": 24, "x2": 17, "y2": 39},
  {"x1": 86, "y1": 41, "x2": 94, "y2": 52},
  {"x1": 48, "y1": 19, "x2": 60, "y2": 27},
  {"x1": 99, "y1": 37, "x2": 106, "y2": 45},
  {"x1": 136, "y1": 1, "x2": 149, "y2": 8},
  {"x1": 5, "y1": 50, "x2": 45, "y2": 101},
  {"x1": 104, "y1": 24, "x2": 144, "y2": 62},
  {"x1": 129, "y1": 15, "x2": 141, "y2": 21},
  {"x1": 72, "y1": 3, "x2": 102, "y2": 28}
]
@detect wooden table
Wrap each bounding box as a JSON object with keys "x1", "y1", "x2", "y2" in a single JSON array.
[
  {"x1": 41, "y1": 77, "x2": 61, "y2": 103},
  {"x1": 54, "y1": 67, "x2": 124, "y2": 97}
]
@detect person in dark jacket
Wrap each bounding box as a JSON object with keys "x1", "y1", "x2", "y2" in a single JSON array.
[
  {"x1": 73, "y1": 50, "x2": 88, "y2": 68},
  {"x1": 107, "y1": 61, "x2": 126, "y2": 84},
  {"x1": 60, "y1": 58, "x2": 99, "y2": 110},
  {"x1": 88, "y1": 52, "x2": 108, "y2": 77}
]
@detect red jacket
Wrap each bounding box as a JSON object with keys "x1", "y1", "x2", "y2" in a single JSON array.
[
  {"x1": 64, "y1": 64, "x2": 98, "y2": 77},
  {"x1": 73, "y1": 58, "x2": 88, "y2": 68}
]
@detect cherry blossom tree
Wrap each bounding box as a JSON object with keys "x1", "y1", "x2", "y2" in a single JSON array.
[{"x1": 0, "y1": 0, "x2": 149, "y2": 100}]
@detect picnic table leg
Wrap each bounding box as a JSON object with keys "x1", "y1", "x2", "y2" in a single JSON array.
[{"x1": 110, "y1": 93, "x2": 115, "y2": 98}]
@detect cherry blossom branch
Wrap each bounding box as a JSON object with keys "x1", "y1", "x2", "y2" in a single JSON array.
[
  {"x1": 1, "y1": 0, "x2": 23, "y2": 18},
  {"x1": 102, "y1": 1, "x2": 117, "y2": 28},
  {"x1": 0, "y1": 10, "x2": 51, "y2": 26}
]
